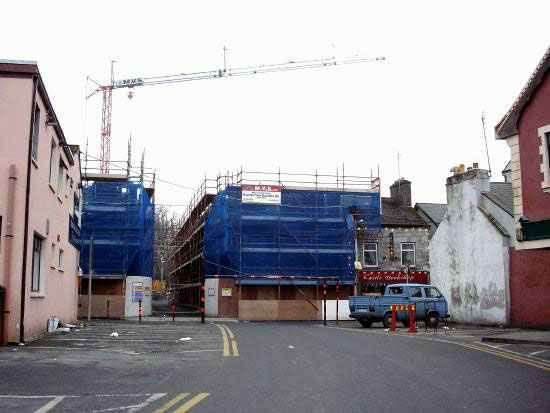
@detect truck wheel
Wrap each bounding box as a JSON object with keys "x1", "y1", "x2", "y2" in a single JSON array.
[
  {"x1": 426, "y1": 313, "x2": 439, "y2": 328},
  {"x1": 359, "y1": 320, "x2": 372, "y2": 328},
  {"x1": 383, "y1": 313, "x2": 393, "y2": 328}
]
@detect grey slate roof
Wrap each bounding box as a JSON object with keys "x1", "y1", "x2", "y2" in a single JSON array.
[
  {"x1": 415, "y1": 203, "x2": 447, "y2": 225},
  {"x1": 485, "y1": 182, "x2": 514, "y2": 216},
  {"x1": 381, "y1": 198, "x2": 429, "y2": 227}
]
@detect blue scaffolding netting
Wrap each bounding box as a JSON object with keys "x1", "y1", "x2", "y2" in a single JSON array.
[
  {"x1": 80, "y1": 180, "x2": 155, "y2": 277},
  {"x1": 204, "y1": 186, "x2": 380, "y2": 285}
]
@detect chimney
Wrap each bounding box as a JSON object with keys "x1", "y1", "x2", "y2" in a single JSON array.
[
  {"x1": 390, "y1": 178, "x2": 412, "y2": 206},
  {"x1": 445, "y1": 167, "x2": 490, "y2": 209}
]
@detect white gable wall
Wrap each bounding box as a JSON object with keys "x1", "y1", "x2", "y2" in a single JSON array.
[{"x1": 430, "y1": 169, "x2": 510, "y2": 325}]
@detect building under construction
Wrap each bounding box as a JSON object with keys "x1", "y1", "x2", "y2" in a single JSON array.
[
  {"x1": 169, "y1": 168, "x2": 381, "y2": 320},
  {"x1": 78, "y1": 151, "x2": 155, "y2": 319}
]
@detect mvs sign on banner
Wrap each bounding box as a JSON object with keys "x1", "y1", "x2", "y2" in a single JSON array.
[{"x1": 241, "y1": 185, "x2": 281, "y2": 205}]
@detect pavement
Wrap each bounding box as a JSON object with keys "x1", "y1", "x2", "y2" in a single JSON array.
[{"x1": 0, "y1": 318, "x2": 549, "y2": 412}]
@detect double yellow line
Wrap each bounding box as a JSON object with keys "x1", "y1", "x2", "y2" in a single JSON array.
[
  {"x1": 329, "y1": 325, "x2": 550, "y2": 372},
  {"x1": 215, "y1": 324, "x2": 239, "y2": 356},
  {"x1": 459, "y1": 342, "x2": 550, "y2": 372},
  {"x1": 153, "y1": 392, "x2": 209, "y2": 413}
]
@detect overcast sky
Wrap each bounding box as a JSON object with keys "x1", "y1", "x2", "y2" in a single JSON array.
[{"x1": 3, "y1": 1, "x2": 549, "y2": 211}]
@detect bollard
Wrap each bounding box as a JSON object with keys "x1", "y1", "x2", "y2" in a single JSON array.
[
  {"x1": 336, "y1": 280, "x2": 339, "y2": 326},
  {"x1": 323, "y1": 279, "x2": 327, "y2": 326},
  {"x1": 390, "y1": 305, "x2": 397, "y2": 332},
  {"x1": 106, "y1": 300, "x2": 110, "y2": 319},
  {"x1": 200, "y1": 281, "x2": 205, "y2": 324},
  {"x1": 172, "y1": 301, "x2": 176, "y2": 322},
  {"x1": 138, "y1": 300, "x2": 142, "y2": 322},
  {"x1": 407, "y1": 305, "x2": 417, "y2": 333}
]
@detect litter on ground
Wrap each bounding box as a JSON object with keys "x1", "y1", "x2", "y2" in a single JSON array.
[
  {"x1": 178, "y1": 337, "x2": 191, "y2": 341},
  {"x1": 110, "y1": 332, "x2": 119, "y2": 337}
]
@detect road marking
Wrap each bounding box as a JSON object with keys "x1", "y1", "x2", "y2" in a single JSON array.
[
  {"x1": 153, "y1": 393, "x2": 189, "y2": 413},
  {"x1": 232, "y1": 340, "x2": 239, "y2": 356},
  {"x1": 220, "y1": 324, "x2": 239, "y2": 357},
  {"x1": 221, "y1": 324, "x2": 235, "y2": 340},
  {"x1": 530, "y1": 349, "x2": 548, "y2": 356},
  {"x1": 34, "y1": 396, "x2": 66, "y2": 413},
  {"x1": 485, "y1": 343, "x2": 510, "y2": 348},
  {"x1": 215, "y1": 324, "x2": 230, "y2": 356},
  {"x1": 327, "y1": 326, "x2": 550, "y2": 372},
  {"x1": 173, "y1": 393, "x2": 210, "y2": 412},
  {"x1": 90, "y1": 393, "x2": 167, "y2": 412},
  {"x1": 464, "y1": 343, "x2": 550, "y2": 372}
]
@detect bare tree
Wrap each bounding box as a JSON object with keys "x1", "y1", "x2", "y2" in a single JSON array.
[{"x1": 154, "y1": 205, "x2": 183, "y2": 291}]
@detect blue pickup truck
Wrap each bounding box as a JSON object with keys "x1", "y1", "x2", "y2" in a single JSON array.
[{"x1": 349, "y1": 284, "x2": 449, "y2": 328}]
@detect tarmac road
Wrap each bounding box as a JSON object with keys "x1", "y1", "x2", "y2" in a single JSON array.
[{"x1": 0, "y1": 320, "x2": 549, "y2": 412}]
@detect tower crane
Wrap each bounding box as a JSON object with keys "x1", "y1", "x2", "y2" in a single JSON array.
[{"x1": 87, "y1": 52, "x2": 385, "y2": 173}]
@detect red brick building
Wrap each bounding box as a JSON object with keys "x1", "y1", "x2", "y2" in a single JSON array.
[{"x1": 495, "y1": 46, "x2": 550, "y2": 328}]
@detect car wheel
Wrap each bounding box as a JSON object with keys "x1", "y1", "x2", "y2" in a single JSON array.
[
  {"x1": 383, "y1": 312, "x2": 393, "y2": 328},
  {"x1": 359, "y1": 320, "x2": 372, "y2": 328}
]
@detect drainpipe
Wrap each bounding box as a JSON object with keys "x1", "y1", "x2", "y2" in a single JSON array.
[
  {"x1": 2, "y1": 165, "x2": 17, "y2": 344},
  {"x1": 20, "y1": 75, "x2": 38, "y2": 343}
]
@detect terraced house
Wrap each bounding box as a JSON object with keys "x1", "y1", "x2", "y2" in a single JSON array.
[
  {"x1": 495, "y1": 45, "x2": 550, "y2": 328},
  {"x1": 0, "y1": 60, "x2": 82, "y2": 344}
]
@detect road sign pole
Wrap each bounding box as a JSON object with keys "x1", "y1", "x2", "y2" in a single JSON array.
[
  {"x1": 87, "y1": 237, "x2": 94, "y2": 322},
  {"x1": 200, "y1": 280, "x2": 205, "y2": 324},
  {"x1": 323, "y1": 279, "x2": 327, "y2": 326},
  {"x1": 336, "y1": 280, "x2": 339, "y2": 325}
]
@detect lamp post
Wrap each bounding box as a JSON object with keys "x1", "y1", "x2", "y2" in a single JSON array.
[{"x1": 354, "y1": 261, "x2": 363, "y2": 295}]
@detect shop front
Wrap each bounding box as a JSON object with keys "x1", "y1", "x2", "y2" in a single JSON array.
[{"x1": 358, "y1": 270, "x2": 430, "y2": 295}]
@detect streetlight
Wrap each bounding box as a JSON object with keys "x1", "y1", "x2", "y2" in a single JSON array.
[{"x1": 354, "y1": 260, "x2": 363, "y2": 295}]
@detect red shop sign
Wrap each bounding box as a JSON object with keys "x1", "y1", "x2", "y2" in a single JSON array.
[{"x1": 358, "y1": 271, "x2": 430, "y2": 284}]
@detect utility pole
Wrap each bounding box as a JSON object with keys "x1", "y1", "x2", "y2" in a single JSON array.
[{"x1": 87, "y1": 237, "x2": 94, "y2": 321}]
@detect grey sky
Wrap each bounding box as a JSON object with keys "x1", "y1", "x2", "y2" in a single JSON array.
[{"x1": 3, "y1": 1, "x2": 549, "y2": 211}]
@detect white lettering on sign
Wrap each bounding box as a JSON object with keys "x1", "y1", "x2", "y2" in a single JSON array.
[
  {"x1": 115, "y1": 78, "x2": 144, "y2": 87},
  {"x1": 242, "y1": 185, "x2": 281, "y2": 205}
]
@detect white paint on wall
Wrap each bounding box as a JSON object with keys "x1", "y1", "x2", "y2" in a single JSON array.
[
  {"x1": 205, "y1": 278, "x2": 219, "y2": 317},
  {"x1": 430, "y1": 170, "x2": 510, "y2": 326},
  {"x1": 321, "y1": 300, "x2": 352, "y2": 321},
  {"x1": 124, "y1": 276, "x2": 152, "y2": 318}
]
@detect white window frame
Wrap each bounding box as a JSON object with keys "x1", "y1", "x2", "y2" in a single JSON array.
[
  {"x1": 401, "y1": 242, "x2": 416, "y2": 267},
  {"x1": 538, "y1": 125, "x2": 550, "y2": 192},
  {"x1": 49, "y1": 139, "x2": 56, "y2": 185},
  {"x1": 51, "y1": 243, "x2": 56, "y2": 268},
  {"x1": 31, "y1": 234, "x2": 44, "y2": 293},
  {"x1": 363, "y1": 243, "x2": 378, "y2": 267},
  {"x1": 58, "y1": 249, "x2": 64, "y2": 271},
  {"x1": 57, "y1": 160, "x2": 66, "y2": 196},
  {"x1": 31, "y1": 105, "x2": 40, "y2": 162}
]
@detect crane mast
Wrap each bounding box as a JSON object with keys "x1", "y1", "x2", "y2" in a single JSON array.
[{"x1": 87, "y1": 53, "x2": 385, "y2": 173}]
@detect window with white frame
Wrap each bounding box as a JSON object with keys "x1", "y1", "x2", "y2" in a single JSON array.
[
  {"x1": 58, "y1": 249, "x2": 64, "y2": 271},
  {"x1": 31, "y1": 235, "x2": 43, "y2": 292},
  {"x1": 401, "y1": 243, "x2": 415, "y2": 267},
  {"x1": 49, "y1": 140, "x2": 56, "y2": 185},
  {"x1": 538, "y1": 125, "x2": 550, "y2": 191},
  {"x1": 51, "y1": 243, "x2": 56, "y2": 268},
  {"x1": 57, "y1": 160, "x2": 66, "y2": 196},
  {"x1": 363, "y1": 243, "x2": 378, "y2": 267},
  {"x1": 31, "y1": 105, "x2": 40, "y2": 162}
]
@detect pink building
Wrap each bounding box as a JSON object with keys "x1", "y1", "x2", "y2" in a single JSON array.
[{"x1": 0, "y1": 60, "x2": 82, "y2": 344}]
